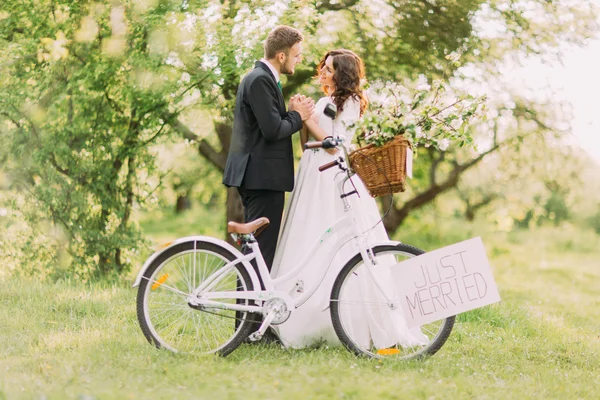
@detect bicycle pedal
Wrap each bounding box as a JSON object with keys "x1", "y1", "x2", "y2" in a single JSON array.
[{"x1": 248, "y1": 332, "x2": 263, "y2": 342}]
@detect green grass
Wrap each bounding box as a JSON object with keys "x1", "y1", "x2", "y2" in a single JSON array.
[
  {"x1": 137, "y1": 202, "x2": 225, "y2": 246},
  {"x1": 1, "y1": 221, "x2": 600, "y2": 399}
]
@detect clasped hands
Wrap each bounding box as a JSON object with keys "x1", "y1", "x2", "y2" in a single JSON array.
[
  {"x1": 289, "y1": 94, "x2": 315, "y2": 121},
  {"x1": 290, "y1": 94, "x2": 338, "y2": 156}
]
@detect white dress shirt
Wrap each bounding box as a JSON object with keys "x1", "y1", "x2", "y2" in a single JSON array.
[{"x1": 259, "y1": 58, "x2": 280, "y2": 83}]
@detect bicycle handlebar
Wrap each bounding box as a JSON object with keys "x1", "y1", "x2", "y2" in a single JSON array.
[
  {"x1": 304, "y1": 136, "x2": 353, "y2": 175},
  {"x1": 304, "y1": 141, "x2": 323, "y2": 149},
  {"x1": 318, "y1": 159, "x2": 339, "y2": 172},
  {"x1": 303, "y1": 137, "x2": 339, "y2": 150}
]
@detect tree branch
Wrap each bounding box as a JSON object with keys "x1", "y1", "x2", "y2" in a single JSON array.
[
  {"x1": 117, "y1": 155, "x2": 136, "y2": 238},
  {"x1": 282, "y1": 68, "x2": 316, "y2": 97},
  {"x1": 318, "y1": 0, "x2": 360, "y2": 12},
  {"x1": 165, "y1": 115, "x2": 198, "y2": 141},
  {"x1": 0, "y1": 112, "x2": 23, "y2": 130},
  {"x1": 105, "y1": 91, "x2": 125, "y2": 115},
  {"x1": 214, "y1": 121, "x2": 231, "y2": 153},
  {"x1": 428, "y1": 148, "x2": 445, "y2": 186},
  {"x1": 456, "y1": 186, "x2": 499, "y2": 221},
  {"x1": 165, "y1": 114, "x2": 227, "y2": 170},
  {"x1": 383, "y1": 130, "x2": 540, "y2": 233},
  {"x1": 141, "y1": 122, "x2": 168, "y2": 146},
  {"x1": 198, "y1": 139, "x2": 227, "y2": 171}
]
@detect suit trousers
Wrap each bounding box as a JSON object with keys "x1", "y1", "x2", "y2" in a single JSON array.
[
  {"x1": 236, "y1": 187, "x2": 285, "y2": 274},
  {"x1": 235, "y1": 188, "x2": 284, "y2": 343}
]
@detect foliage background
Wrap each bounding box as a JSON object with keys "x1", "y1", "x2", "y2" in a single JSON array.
[
  {"x1": 0, "y1": 0, "x2": 599, "y2": 278},
  {"x1": 1, "y1": 1, "x2": 600, "y2": 398}
]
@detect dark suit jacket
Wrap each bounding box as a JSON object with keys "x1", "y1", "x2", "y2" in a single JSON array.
[{"x1": 222, "y1": 61, "x2": 303, "y2": 192}]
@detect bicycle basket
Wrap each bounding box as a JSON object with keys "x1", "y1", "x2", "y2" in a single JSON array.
[{"x1": 348, "y1": 135, "x2": 411, "y2": 198}]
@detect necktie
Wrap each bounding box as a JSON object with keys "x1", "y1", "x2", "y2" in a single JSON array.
[{"x1": 277, "y1": 81, "x2": 282, "y2": 92}]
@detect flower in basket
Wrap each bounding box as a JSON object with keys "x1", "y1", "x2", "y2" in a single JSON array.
[
  {"x1": 351, "y1": 78, "x2": 487, "y2": 151},
  {"x1": 345, "y1": 77, "x2": 486, "y2": 197}
]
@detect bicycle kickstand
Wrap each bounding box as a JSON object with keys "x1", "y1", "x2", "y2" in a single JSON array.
[{"x1": 247, "y1": 311, "x2": 277, "y2": 342}]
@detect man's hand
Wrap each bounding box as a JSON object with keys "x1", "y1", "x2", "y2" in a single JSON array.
[
  {"x1": 288, "y1": 94, "x2": 300, "y2": 111},
  {"x1": 289, "y1": 94, "x2": 314, "y2": 121}
]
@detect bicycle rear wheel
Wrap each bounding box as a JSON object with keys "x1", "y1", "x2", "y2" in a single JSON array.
[
  {"x1": 330, "y1": 243, "x2": 455, "y2": 360},
  {"x1": 136, "y1": 241, "x2": 255, "y2": 356}
]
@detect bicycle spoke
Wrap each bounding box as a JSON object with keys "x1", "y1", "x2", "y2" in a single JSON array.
[
  {"x1": 139, "y1": 245, "x2": 253, "y2": 355},
  {"x1": 174, "y1": 256, "x2": 192, "y2": 293},
  {"x1": 331, "y1": 245, "x2": 454, "y2": 361}
]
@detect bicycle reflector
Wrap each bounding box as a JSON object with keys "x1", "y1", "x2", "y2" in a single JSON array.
[
  {"x1": 157, "y1": 241, "x2": 173, "y2": 250},
  {"x1": 377, "y1": 348, "x2": 401, "y2": 356},
  {"x1": 151, "y1": 274, "x2": 169, "y2": 290}
]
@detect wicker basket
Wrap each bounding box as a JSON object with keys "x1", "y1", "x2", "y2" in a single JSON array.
[{"x1": 348, "y1": 135, "x2": 411, "y2": 197}]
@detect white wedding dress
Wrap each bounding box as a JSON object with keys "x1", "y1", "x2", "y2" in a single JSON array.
[{"x1": 271, "y1": 96, "x2": 427, "y2": 349}]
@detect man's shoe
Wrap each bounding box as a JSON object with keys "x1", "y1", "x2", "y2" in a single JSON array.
[
  {"x1": 244, "y1": 327, "x2": 281, "y2": 345},
  {"x1": 261, "y1": 328, "x2": 281, "y2": 344}
]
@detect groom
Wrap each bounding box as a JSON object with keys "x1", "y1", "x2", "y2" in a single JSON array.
[{"x1": 223, "y1": 25, "x2": 314, "y2": 272}]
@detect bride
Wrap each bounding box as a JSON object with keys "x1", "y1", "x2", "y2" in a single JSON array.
[{"x1": 271, "y1": 49, "x2": 427, "y2": 348}]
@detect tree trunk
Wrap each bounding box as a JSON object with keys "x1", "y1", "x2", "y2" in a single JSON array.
[
  {"x1": 465, "y1": 208, "x2": 475, "y2": 222},
  {"x1": 175, "y1": 193, "x2": 191, "y2": 213},
  {"x1": 225, "y1": 187, "x2": 244, "y2": 245},
  {"x1": 379, "y1": 132, "x2": 527, "y2": 236}
]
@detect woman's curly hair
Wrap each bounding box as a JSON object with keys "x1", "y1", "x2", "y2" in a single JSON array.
[{"x1": 317, "y1": 49, "x2": 368, "y2": 117}]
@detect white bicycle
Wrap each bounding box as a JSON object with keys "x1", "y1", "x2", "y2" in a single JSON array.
[{"x1": 133, "y1": 125, "x2": 454, "y2": 360}]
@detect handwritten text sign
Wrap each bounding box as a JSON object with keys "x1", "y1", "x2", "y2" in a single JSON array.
[{"x1": 391, "y1": 237, "x2": 501, "y2": 328}]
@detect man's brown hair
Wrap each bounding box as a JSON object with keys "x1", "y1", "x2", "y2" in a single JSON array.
[{"x1": 264, "y1": 26, "x2": 303, "y2": 59}]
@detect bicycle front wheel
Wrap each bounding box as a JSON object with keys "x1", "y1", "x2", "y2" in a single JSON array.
[
  {"x1": 330, "y1": 243, "x2": 455, "y2": 360},
  {"x1": 136, "y1": 240, "x2": 255, "y2": 356}
]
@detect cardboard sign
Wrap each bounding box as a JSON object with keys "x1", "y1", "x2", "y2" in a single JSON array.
[
  {"x1": 406, "y1": 147, "x2": 413, "y2": 179},
  {"x1": 391, "y1": 237, "x2": 501, "y2": 328}
]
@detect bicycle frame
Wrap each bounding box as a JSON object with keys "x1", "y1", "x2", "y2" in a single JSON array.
[
  {"x1": 190, "y1": 168, "x2": 397, "y2": 312},
  {"x1": 133, "y1": 140, "x2": 399, "y2": 316},
  {"x1": 197, "y1": 212, "x2": 363, "y2": 308}
]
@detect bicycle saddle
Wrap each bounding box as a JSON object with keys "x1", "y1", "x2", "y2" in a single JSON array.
[{"x1": 227, "y1": 217, "x2": 270, "y2": 237}]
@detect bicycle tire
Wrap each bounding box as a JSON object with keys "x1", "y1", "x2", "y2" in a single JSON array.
[
  {"x1": 330, "y1": 243, "x2": 455, "y2": 360},
  {"x1": 136, "y1": 240, "x2": 256, "y2": 356}
]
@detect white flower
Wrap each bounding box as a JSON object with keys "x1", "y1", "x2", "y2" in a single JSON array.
[
  {"x1": 415, "y1": 125, "x2": 423, "y2": 138},
  {"x1": 438, "y1": 138, "x2": 450, "y2": 151},
  {"x1": 416, "y1": 74, "x2": 430, "y2": 91}
]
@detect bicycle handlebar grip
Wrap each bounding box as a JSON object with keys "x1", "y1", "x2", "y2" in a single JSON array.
[
  {"x1": 304, "y1": 141, "x2": 323, "y2": 150},
  {"x1": 321, "y1": 137, "x2": 337, "y2": 149},
  {"x1": 318, "y1": 160, "x2": 338, "y2": 172}
]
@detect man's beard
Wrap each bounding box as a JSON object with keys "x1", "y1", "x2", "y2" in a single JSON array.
[{"x1": 280, "y1": 60, "x2": 294, "y2": 75}]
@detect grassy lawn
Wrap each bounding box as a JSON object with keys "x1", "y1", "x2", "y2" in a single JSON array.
[{"x1": 1, "y1": 217, "x2": 599, "y2": 399}]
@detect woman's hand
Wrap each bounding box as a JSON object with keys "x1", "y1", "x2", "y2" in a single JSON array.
[
  {"x1": 305, "y1": 118, "x2": 339, "y2": 155},
  {"x1": 289, "y1": 94, "x2": 315, "y2": 121}
]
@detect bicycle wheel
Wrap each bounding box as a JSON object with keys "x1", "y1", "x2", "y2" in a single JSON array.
[
  {"x1": 330, "y1": 243, "x2": 455, "y2": 360},
  {"x1": 136, "y1": 240, "x2": 256, "y2": 356}
]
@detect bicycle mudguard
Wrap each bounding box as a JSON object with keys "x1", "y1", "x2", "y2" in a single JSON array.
[
  {"x1": 372, "y1": 240, "x2": 402, "y2": 247},
  {"x1": 348, "y1": 240, "x2": 402, "y2": 256},
  {"x1": 131, "y1": 236, "x2": 262, "y2": 291},
  {"x1": 347, "y1": 240, "x2": 403, "y2": 263}
]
